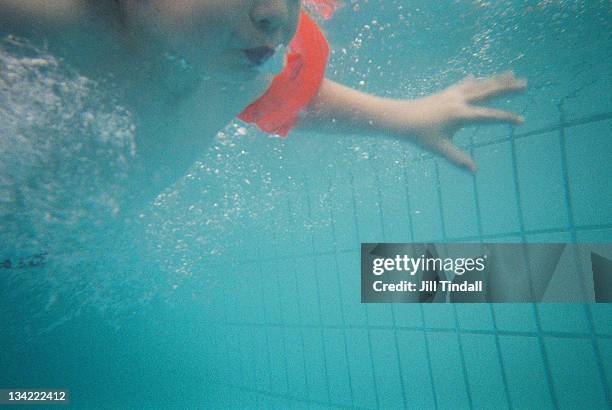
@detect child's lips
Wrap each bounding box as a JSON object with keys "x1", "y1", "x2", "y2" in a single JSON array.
[{"x1": 243, "y1": 46, "x2": 275, "y2": 66}]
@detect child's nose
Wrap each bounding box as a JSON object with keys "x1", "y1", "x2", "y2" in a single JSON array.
[{"x1": 250, "y1": 0, "x2": 291, "y2": 36}]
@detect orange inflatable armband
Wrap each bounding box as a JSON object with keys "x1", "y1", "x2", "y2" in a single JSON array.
[{"x1": 238, "y1": 9, "x2": 333, "y2": 137}]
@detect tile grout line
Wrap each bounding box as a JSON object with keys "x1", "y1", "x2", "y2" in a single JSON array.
[
  {"x1": 191, "y1": 223, "x2": 612, "y2": 269},
  {"x1": 471, "y1": 126, "x2": 514, "y2": 410},
  {"x1": 557, "y1": 101, "x2": 611, "y2": 408},
  {"x1": 402, "y1": 151, "x2": 438, "y2": 410},
  {"x1": 305, "y1": 186, "x2": 334, "y2": 407},
  {"x1": 200, "y1": 110, "x2": 612, "y2": 408},
  {"x1": 256, "y1": 247, "x2": 275, "y2": 395},
  {"x1": 512, "y1": 116, "x2": 560, "y2": 409},
  {"x1": 326, "y1": 168, "x2": 356, "y2": 408},
  {"x1": 434, "y1": 160, "x2": 474, "y2": 410},
  {"x1": 214, "y1": 321, "x2": 612, "y2": 339},
  {"x1": 374, "y1": 162, "x2": 409, "y2": 410},
  {"x1": 283, "y1": 187, "x2": 311, "y2": 404},
  {"x1": 349, "y1": 168, "x2": 381, "y2": 410}
]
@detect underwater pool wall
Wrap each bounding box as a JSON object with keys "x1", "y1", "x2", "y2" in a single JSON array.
[{"x1": 191, "y1": 74, "x2": 612, "y2": 408}]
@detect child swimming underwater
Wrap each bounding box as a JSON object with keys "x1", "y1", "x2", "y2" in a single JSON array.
[{"x1": 0, "y1": 0, "x2": 526, "y2": 215}]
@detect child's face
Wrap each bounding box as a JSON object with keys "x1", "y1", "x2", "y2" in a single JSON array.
[{"x1": 136, "y1": 0, "x2": 301, "y2": 79}]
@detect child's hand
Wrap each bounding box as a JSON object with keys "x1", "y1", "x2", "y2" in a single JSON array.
[
  {"x1": 299, "y1": 72, "x2": 526, "y2": 173},
  {"x1": 397, "y1": 72, "x2": 527, "y2": 173}
]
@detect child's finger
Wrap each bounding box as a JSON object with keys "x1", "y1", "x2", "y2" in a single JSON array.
[
  {"x1": 466, "y1": 107, "x2": 524, "y2": 125},
  {"x1": 435, "y1": 139, "x2": 477, "y2": 173},
  {"x1": 465, "y1": 72, "x2": 527, "y2": 102}
]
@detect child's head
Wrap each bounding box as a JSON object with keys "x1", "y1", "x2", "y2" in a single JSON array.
[{"x1": 124, "y1": 0, "x2": 301, "y2": 79}]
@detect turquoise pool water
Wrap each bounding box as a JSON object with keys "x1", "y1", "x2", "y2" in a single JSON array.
[{"x1": 1, "y1": 0, "x2": 611, "y2": 408}]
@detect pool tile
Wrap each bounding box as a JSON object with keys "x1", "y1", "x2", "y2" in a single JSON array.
[
  {"x1": 226, "y1": 326, "x2": 244, "y2": 386},
  {"x1": 277, "y1": 259, "x2": 301, "y2": 325},
  {"x1": 392, "y1": 304, "x2": 424, "y2": 328},
  {"x1": 406, "y1": 159, "x2": 444, "y2": 241},
  {"x1": 455, "y1": 304, "x2": 494, "y2": 331},
  {"x1": 204, "y1": 268, "x2": 230, "y2": 324},
  {"x1": 426, "y1": 332, "x2": 471, "y2": 409},
  {"x1": 264, "y1": 396, "x2": 308, "y2": 409},
  {"x1": 294, "y1": 256, "x2": 321, "y2": 326},
  {"x1": 515, "y1": 132, "x2": 569, "y2": 231},
  {"x1": 377, "y1": 147, "x2": 414, "y2": 242},
  {"x1": 267, "y1": 328, "x2": 289, "y2": 395},
  {"x1": 492, "y1": 304, "x2": 537, "y2": 332},
  {"x1": 329, "y1": 168, "x2": 359, "y2": 251},
  {"x1": 438, "y1": 159, "x2": 479, "y2": 239},
  {"x1": 231, "y1": 263, "x2": 263, "y2": 324},
  {"x1": 211, "y1": 326, "x2": 232, "y2": 383},
  {"x1": 233, "y1": 228, "x2": 262, "y2": 262},
  {"x1": 223, "y1": 264, "x2": 240, "y2": 323},
  {"x1": 301, "y1": 328, "x2": 328, "y2": 403},
  {"x1": 499, "y1": 335, "x2": 554, "y2": 409},
  {"x1": 370, "y1": 329, "x2": 405, "y2": 409},
  {"x1": 396, "y1": 330, "x2": 436, "y2": 409},
  {"x1": 252, "y1": 327, "x2": 271, "y2": 392},
  {"x1": 202, "y1": 386, "x2": 254, "y2": 408},
  {"x1": 284, "y1": 327, "x2": 308, "y2": 400},
  {"x1": 525, "y1": 232, "x2": 572, "y2": 242},
  {"x1": 565, "y1": 120, "x2": 612, "y2": 227},
  {"x1": 473, "y1": 141, "x2": 521, "y2": 235},
  {"x1": 462, "y1": 333, "x2": 510, "y2": 410},
  {"x1": 422, "y1": 304, "x2": 456, "y2": 329},
  {"x1": 336, "y1": 252, "x2": 367, "y2": 326},
  {"x1": 350, "y1": 159, "x2": 385, "y2": 243},
  {"x1": 287, "y1": 187, "x2": 316, "y2": 255},
  {"x1": 308, "y1": 404, "x2": 334, "y2": 410},
  {"x1": 366, "y1": 304, "x2": 394, "y2": 327},
  {"x1": 315, "y1": 255, "x2": 343, "y2": 326},
  {"x1": 345, "y1": 328, "x2": 377, "y2": 409},
  {"x1": 590, "y1": 304, "x2": 612, "y2": 336},
  {"x1": 599, "y1": 338, "x2": 612, "y2": 400},
  {"x1": 563, "y1": 59, "x2": 612, "y2": 121},
  {"x1": 238, "y1": 326, "x2": 257, "y2": 389},
  {"x1": 537, "y1": 304, "x2": 589, "y2": 334},
  {"x1": 308, "y1": 172, "x2": 336, "y2": 255},
  {"x1": 576, "y1": 228, "x2": 612, "y2": 243},
  {"x1": 545, "y1": 336, "x2": 608, "y2": 409},
  {"x1": 322, "y1": 328, "x2": 352, "y2": 406},
  {"x1": 268, "y1": 196, "x2": 295, "y2": 259},
  {"x1": 259, "y1": 261, "x2": 283, "y2": 325},
  {"x1": 487, "y1": 235, "x2": 523, "y2": 243}
]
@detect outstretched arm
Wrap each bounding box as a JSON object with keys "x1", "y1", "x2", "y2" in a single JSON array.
[{"x1": 296, "y1": 72, "x2": 527, "y2": 173}]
